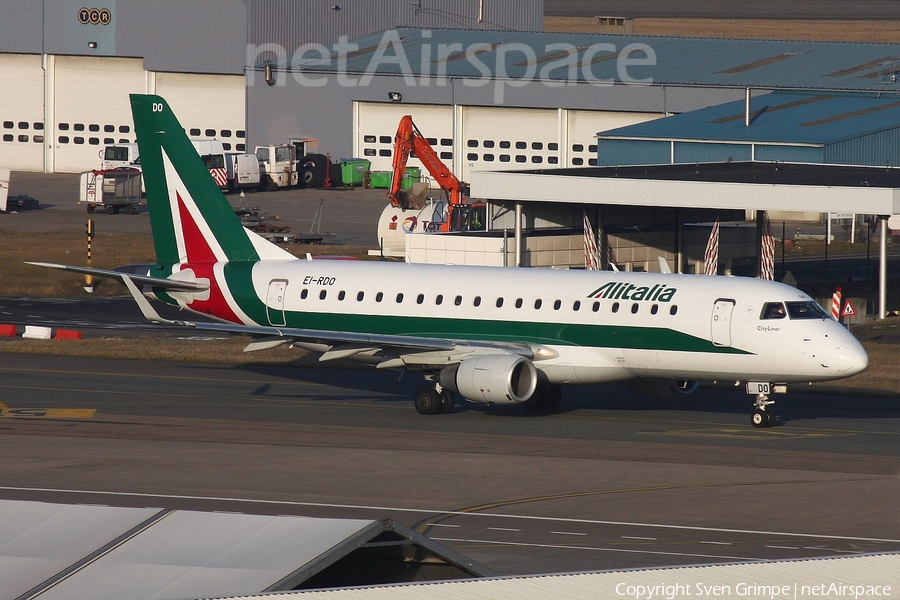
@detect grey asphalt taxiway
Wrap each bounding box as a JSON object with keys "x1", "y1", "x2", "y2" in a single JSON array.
[
  {"x1": 3, "y1": 171, "x2": 899, "y2": 576},
  {"x1": 0, "y1": 351, "x2": 898, "y2": 575}
]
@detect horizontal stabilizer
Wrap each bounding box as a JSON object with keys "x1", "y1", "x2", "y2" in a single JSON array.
[{"x1": 26, "y1": 262, "x2": 209, "y2": 292}]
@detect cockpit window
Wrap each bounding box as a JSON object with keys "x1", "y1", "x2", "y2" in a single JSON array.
[
  {"x1": 786, "y1": 301, "x2": 829, "y2": 320},
  {"x1": 761, "y1": 302, "x2": 786, "y2": 320}
]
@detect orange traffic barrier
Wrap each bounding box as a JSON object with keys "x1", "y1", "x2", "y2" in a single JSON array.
[
  {"x1": 53, "y1": 329, "x2": 83, "y2": 340},
  {"x1": 0, "y1": 324, "x2": 15, "y2": 337}
]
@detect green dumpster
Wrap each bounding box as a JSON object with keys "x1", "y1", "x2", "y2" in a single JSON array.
[{"x1": 340, "y1": 158, "x2": 370, "y2": 186}]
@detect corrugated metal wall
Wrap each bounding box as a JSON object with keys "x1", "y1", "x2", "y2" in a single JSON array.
[
  {"x1": 826, "y1": 128, "x2": 900, "y2": 167},
  {"x1": 596, "y1": 139, "x2": 670, "y2": 166},
  {"x1": 248, "y1": 0, "x2": 543, "y2": 50},
  {"x1": 674, "y1": 141, "x2": 751, "y2": 163},
  {"x1": 754, "y1": 144, "x2": 821, "y2": 163}
]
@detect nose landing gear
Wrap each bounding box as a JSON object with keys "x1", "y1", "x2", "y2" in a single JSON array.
[{"x1": 751, "y1": 393, "x2": 776, "y2": 427}]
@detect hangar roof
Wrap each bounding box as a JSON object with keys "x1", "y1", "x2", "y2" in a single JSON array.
[
  {"x1": 204, "y1": 552, "x2": 900, "y2": 599},
  {"x1": 0, "y1": 500, "x2": 492, "y2": 600},
  {"x1": 598, "y1": 92, "x2": 900, "y2": 145},
  {"x1": 469, "y1": 162, "x2": 900, "y2": 215},
  {"x1": 276, "y1": 28, "x2": 900, "y2": 92}
]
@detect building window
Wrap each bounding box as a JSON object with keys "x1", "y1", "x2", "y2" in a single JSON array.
[
  {"x1": 104, "y1": 124, "x2": 115, "y2": 132},
  {"x1": 483, "y1": 154, "x2": 494, "y2": 161},
  {"x1": 499, "y1": 155, "x2": 510, "y2": 162},
  {"x1": 205, "y1": 129, "x2": 216, "y2": 137},
  {"x1": 589, "y1": 144, "x2": 598, "y2": 152},
  {"x1": 440, "y1": 151, "x2": 452, "y2": 160},
  {"x1": 103, "y1": 138, "x2": 114, "y2": 144},
  {"x1": 426, "y1": 137, "x2": 437, "y2": 145},
  {"x1": 33, "y1": 135, "x2": 43, "y2": 143},
  {"x1": 237, "y1": 130, "x2": 245, "y2": 138},
  {"x1": 18, "y1": 122, "x2": 29, "y2": 130},
  {"x1": 236, "y1": 144, "x2": 245, "y2": 152},
  {"x1": 34, "y1": 122, "x2": 44, "y2": 131},
  {"x1": 74, "y1": 137, "x2": 84, "y2": 144},
  {"x1": 483, "y1": 140, "x2": 495, "y2": 148},
  {"x1": 531, "y1": 156, "x2": 543, "y2": 163},
  {"x1": 17, "y1": 135, "x2": 28, "y2": 142},
  {"x1": 119, "y1": 125, "x2": 130, "y2": 133},
  {"x1": 2, "y1": 121, "x2": 13, "y2": 129},
  {"x1": 379, "y1": 149, "x2": 391, "y2": 157},
  {"x1": 467, "y1": 139, "x2": 478, "y2": 147},
  {"x1": 364, "y1": 148, "x2": 376, "y2": 156},
  {"x1": 190, "y1": 128, "x2": 201, "y2": 136},
  {"x1": 499, "y1": 140, "x2": 511, "y2": 148},
  {"x1": 532, "y1": 142, "x2": 543, "y2": 150},
  {"x1": 440, "y1": 138, "x2": 452, "y2": 146},
  {"x1": 89, "y1": 124, "x2": 100, "y2": 132},
  {"x1": 89, "y1": 138, "x2": 100, "y2": 145},
  {"x1": 572, "y1": 144, "x2": 584, "y2": 152},
  {"x1": 515, "y1": 141, "x2": 526, "y2": 149},
  {"x1": 2, "y1": 135, "x2": 12, "y2": 142},
  {"x1": 221, "y1": 130, "x2": 232, "y2": 138},
  {"x1": 548, "y1": 156, "x2": 559, "y2": 164},
  {"x1": 515, "y1": 155, "x2": 526, "y2": 163},
  {"x1": 548, "y1": 142, "x2": 558, "y2": 151},
  {"x1": 223, "y1": 143, "x2": 231, "y2": 151},
  {"x1": 58, "y1": 123, "x2": 70, "y2": 131},
  {"x1": 364, "y1": 135, "x2": 376, "y2": 143},
  {"x1": 572, "y1": 157, "x2": 584, "y2": 166},
  {"x1": 588, "y1": 158, "x2": 598, "y2": 166},
  {"x1": 467, "y1": 153, "x2": 478, "y2": 161},
  {"x1": 74, "y1": 124, "x2": 85, "y2": 131},
  {"x1": 379, "y1": 135, "x2": 391, "y2": 144},
  {"x1": 58, "y1": 136, "x2": 69, "y2": 144}
]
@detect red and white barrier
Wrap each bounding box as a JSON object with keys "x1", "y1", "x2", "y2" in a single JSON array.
[{"x1": 830, "y1": 287, "x2": 842, "y2": 320}]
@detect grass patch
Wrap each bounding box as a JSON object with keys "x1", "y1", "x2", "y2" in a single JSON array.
[{"x1": 2, "y1": 230, "x2": 375, "y2": 297}]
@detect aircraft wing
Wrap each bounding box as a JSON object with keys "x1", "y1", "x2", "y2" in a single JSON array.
[
  {"x1": 27, "y1": 262, "x2": 209, "y2": 292},
  {"x1": 118, "y1": 274, "x2": 539, "y2": 360}
]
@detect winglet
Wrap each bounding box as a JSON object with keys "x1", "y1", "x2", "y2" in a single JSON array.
[{"x1": 658, "y1": 256, "x2": 672, "y2": 274}]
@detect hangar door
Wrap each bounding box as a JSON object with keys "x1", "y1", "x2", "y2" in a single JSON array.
[
  {"x1": 566, "y1": 110, "x2": 663, "y2": 168},
  {"x1": 52, "y1": 56, "x2": 146, "y2": 173},
  {"x1": 0, "y1": 54, "x2": 46, "y2": 171},
  {"x1": 155, "y1": 73, "x2": 246, "y2": 153},
  {"x1": 354, "y1": 102, "x2": 454, "y2": 176},
  {"x1": 459, "y1": 106, "x2": 558, "y2": 181}
]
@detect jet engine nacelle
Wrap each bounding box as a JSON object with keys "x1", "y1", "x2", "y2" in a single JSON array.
[{"x1": 439, "y1": 354, "x2": 538, "y2": 405}]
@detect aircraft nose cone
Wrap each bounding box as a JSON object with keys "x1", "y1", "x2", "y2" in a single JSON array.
[{"x1": 834, "y1": 340, "x2": 868, "y2": 376}]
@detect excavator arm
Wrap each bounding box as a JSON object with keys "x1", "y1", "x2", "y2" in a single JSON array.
[{"x1": 388, "y1": 115, "x2": 465, "y2": 210}]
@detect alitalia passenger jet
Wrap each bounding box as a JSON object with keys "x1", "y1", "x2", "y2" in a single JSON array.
[{"x1": 32, "y1": 95, "x2": 868, "y2": 427}]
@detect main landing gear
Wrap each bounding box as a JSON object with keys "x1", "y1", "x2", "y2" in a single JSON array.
[
  {"x1": 751, "y1": 393, "x2": 776, "y2": 428},
  {"x1": 414, "y1": 384, "x2": 455, "y2": 415}
]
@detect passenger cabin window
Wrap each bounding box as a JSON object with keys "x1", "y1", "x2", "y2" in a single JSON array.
[
  {"x1": 592, "y1": 301, "x2": 600, "y2": 312},
  {"x1": 396, "y1": 293, "x2": 404, "y2": 303},
  {"x1": 631, "y1": 303, "x2": 639, "y2": 314},
  {"x1": 473, "y1": 296, "x2": 481, "y2": 307},
  {"x1": 496, "y1": 298, "x2": 504, "y2": 308},
  {"x1": 416, "y1": 293, "x2": 424, "y2": 304},
  {"x1": 553, "y1": 300, "x2": 561, "y2": 310},
  {"x1": 338, "y1": 291, "x2": 346, "y2": 301},
  {"x1": 436, "y1": 294, "x2": 444, "y2": 305},
  {"x1": 515, "y1": 298, "x2": 523, "y2": 308},
  {"x1": 357, "y1": 291, "x2": 365, "y2": 301},
  {"x1": 319, "y1": 290, "x2": 327, "y2": 300},
  {"x1": 612, "y1": 302, "x2": 620, "y2": 313},
  {"x1": 787, "y1": 301, "x2": 828, "y2": 319},
  {"x1": 534, "y1": 299, "x2": 542, "y2": 309},
  {"x1": 376, "y1": 292, "x2": 384, "y2": 302},
  {"x1": 300, "y1": 289, "x2": 308, "y2": 299},
  {"x1": 650, "y1": 304, "x2": 659, "y2": 315},
  {"x1": 670, "y1": 305, "x2": 678, "y2": 316},
  {"x1": 573, "y1": 301, "x2": 581, "y2": 311},
  {"x1": 454, "y1": 295, "x2": 463, "y2": 306},
  {"x1": 761, "y1": 302, "x2": 787, "y2": 320}
]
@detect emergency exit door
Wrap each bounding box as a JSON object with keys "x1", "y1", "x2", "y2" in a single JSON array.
[
  {"x1": 711, "y1": 299, "x2": 735, "y2": 347},
  {"x1": 266, "y1": 280, "x2": 287, "y2": 326}
]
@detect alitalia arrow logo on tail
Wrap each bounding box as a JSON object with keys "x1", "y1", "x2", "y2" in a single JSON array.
[{"x1": 587, "y1": 281, "x2": 677, "y2": 302}]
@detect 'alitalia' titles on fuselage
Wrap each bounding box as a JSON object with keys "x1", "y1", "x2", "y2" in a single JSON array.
[{"x1": 588, "y1": 281, "x2": 677, "y2": 303}]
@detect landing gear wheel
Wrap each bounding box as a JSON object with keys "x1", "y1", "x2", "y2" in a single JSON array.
[
  {"x1": 752, "y1": 392, "x2": 776, "y2": 428},
  {"x1": 751, "y1": 409, "x2": 767, "y2": 428},
  {"x1": 414, "y1": 386, "x2": 442, "y2": 415},
  {"x1": 106, "y1": 204, "x2": 117, "y2": 215},
  {"x1": 440, "y1": 389, "x2": 455, "y2": 414}
]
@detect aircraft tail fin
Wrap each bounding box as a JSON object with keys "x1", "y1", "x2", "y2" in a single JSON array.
[{"x1": 129, "y1": 94, "x2": 293, "y2": 265}]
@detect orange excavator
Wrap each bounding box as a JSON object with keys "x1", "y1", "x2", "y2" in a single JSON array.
[{"x1": 387, "y1": 115, "x2": 484, "y2": 233}]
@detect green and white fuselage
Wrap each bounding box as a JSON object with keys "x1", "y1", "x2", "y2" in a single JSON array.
[{"x1": 32, "y1": 94, "x2": 868, "y2": 421}]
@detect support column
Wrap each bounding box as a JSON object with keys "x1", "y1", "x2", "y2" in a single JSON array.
[
  {"x1": 879, "y1": 216, "x2": 887, "y2": 320},
  {"x1": 42, "y1": 54, "x2": 55, "y2": 174},
  {"x1": 514, "y1": 203, "x2": 523, "y2": 267},
  {"x1": 674, "y1": 209, "x2": 683, "y2": 274}
]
